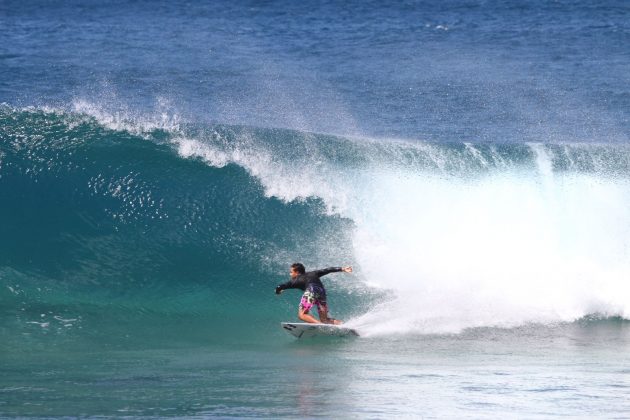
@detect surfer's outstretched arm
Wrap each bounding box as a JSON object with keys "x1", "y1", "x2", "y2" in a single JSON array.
[
  {"x1": 275, "y1": 281, "x2": 292, "y2": 294},
  {"x1": 314, "y1": 266, "x2": 353, "y2": 277}
]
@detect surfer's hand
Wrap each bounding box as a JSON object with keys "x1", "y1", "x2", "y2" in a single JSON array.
[
  {"x1": 275, "y1": 286, "x2": 283, "y2": 295},
  {"x1": 342, "y1": 266, "x2": 353, "y2": 273}
]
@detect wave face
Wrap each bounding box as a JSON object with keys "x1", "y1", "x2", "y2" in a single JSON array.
[{"x1": 1, "y1": 105, "x2": 630, "y2": 343}]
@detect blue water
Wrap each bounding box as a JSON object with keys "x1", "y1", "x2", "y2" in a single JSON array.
[{"x1": 2, "y1": 0, "x2": 630, "y2": 417}]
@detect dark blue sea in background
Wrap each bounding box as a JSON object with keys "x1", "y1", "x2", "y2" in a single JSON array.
[
  {"x1": 2, "y1": 0, "x2": 630, "y2": 417},
  {"x1": 3, "y1": 0, "x2": 629, "y2": 142}
]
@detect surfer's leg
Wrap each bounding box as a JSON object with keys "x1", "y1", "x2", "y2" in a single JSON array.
[
  {"x1": 298, "y1": 290, "x2": 321, "y2": 324},
  {"x1": 298, "y1": 308, "x2": 320, "y2": 324},
  {"x1": 318, "y1": 303, "x2": 342, "y2": 325}
]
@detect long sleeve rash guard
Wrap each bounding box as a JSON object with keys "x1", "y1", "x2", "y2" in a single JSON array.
[{"x1": 276, "y1": 267, "x2": 343, "y2": 292}]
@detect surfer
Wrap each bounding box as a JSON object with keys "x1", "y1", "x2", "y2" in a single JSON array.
[{"x1": 275, "y1": 263, "x2": 352, "y2": 325}]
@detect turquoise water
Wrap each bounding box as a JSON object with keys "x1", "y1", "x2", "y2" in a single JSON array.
[
  {"x1": 3, "y1": 0, "x2": 630, "y2": 416},
  {"x1": 4, "y1": 323, "x2": 630, "y2": 417}
]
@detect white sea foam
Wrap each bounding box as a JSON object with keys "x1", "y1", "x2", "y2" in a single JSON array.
[{"x1": 347, "y1": 168, "x2": 630, "y2": 336}]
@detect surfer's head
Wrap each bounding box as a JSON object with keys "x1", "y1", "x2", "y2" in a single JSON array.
[{"x1": 290, "y1": 263, "x2": 305, "y2": 278}]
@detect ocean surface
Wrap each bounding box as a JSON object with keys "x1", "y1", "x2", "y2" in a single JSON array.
[{"x1": 2, "y1": 0, "x2": 630, "y2": 417}]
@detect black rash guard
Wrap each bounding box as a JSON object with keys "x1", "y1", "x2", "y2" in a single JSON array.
[{"x1": 276, "y1": 267, "x2": 343, "y2": 293}]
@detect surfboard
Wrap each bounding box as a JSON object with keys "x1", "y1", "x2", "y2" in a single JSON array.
[{"x1": 281, "y1": 322, "x2": 359, "y2": 338}]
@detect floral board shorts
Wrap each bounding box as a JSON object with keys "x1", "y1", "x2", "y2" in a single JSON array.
[{"x1": 298, "y1": 285, "x2": 327, "y2": 313}]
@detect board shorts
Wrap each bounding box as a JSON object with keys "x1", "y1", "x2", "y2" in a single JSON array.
[{"x1": 299, "y1": 285, "x2": 327, "y2": 314}]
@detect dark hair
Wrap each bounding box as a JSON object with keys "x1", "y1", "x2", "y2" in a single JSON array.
[{"x1": 291, "y1": 263, "x2": 305, "y2": 274}]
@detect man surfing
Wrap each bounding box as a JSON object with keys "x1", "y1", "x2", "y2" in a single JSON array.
[{"x1": 275, "y1": 263, "x2": 352, "y2": 324}]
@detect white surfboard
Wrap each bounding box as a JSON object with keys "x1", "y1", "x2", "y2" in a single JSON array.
[{"x1": 281, "y1": 322, "x2": 359, "y2": 338}]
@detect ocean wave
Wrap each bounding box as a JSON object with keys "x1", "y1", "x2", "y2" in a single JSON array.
[{"x1": 1, "y1": 104, "x2": 630, "y2": 341}]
